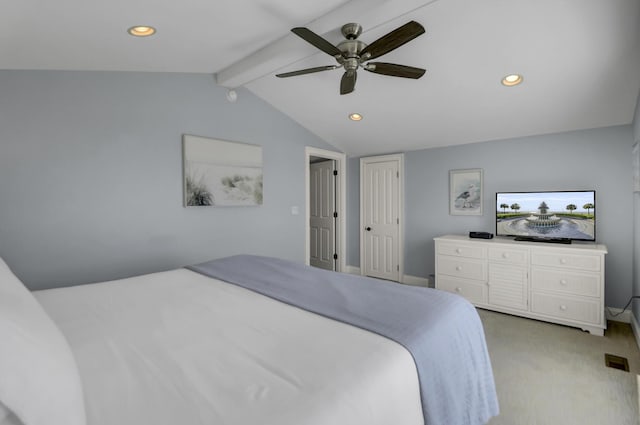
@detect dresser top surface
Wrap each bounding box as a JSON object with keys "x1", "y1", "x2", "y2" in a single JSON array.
[{"x1": 434, "y1": 234, "x2": 608, "y2": 254}]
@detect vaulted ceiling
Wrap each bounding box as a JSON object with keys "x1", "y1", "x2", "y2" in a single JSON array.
[{"x1": 2, "y1": 0, "x2": 639, "y2": 156}]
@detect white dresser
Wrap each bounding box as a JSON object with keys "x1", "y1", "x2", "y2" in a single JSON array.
[{"x1": 434, "y1": 234, "x2": 608, "y2": 335}]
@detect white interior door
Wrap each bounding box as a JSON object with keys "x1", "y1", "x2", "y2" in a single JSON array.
[
  {"x1": 304, "y1": 147, "x2": 345, "y2": 273},
  {"x1": 360, "y1": 155, "x2": 403, "y2": 281},
  {"x1": 310, "y1": 160, "x2": 336, "y2": 271}
]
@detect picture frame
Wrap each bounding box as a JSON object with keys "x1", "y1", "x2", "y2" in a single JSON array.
[
  {"x1": 182, "y1": 134, "x2": 263, "y2": 207},
  {"x1": 449, "y1": 168, "x2": 483, "y2": 215}
]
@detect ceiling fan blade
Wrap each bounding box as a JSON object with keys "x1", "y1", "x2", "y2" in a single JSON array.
[
  {"x1": 364, "y1": 62, "x2": 426, "y2": 79},
  {"x1": 291, "y1": 27, "x2": 343, "y2": 58},
  {"x1": 276, "y1": 65, "x2": 339, "y2": 78},
  {"x1": 360, "y1": 21, "x2": 425, "y2": 61},
  {"x1": 340, "y1": 71, "x2": 357, "y2": 95}
]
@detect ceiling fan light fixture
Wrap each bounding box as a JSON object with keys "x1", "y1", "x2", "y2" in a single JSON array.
[
  {"x1": 502, "y1": 74, "x2": 523, "y2": 86},
  {"x1": 349, "y1": 113, "x2": 363, "y2": 121},
  {"x1": 127, "y1": 26, "x2": 156, "y2": 37}
]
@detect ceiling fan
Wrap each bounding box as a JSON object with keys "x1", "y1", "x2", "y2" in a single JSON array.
[{"x1": 276, "y1": 21, "x2": 426, "y2": 95}]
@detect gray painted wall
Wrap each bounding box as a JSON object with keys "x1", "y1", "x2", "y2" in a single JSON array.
[
  {"x1": 633, "y1": 92, "x2": 640, "y2": 321},
  {"x1": 634, "y1": 92, "x2": 640, "y2": 143},
  {"x1": 634, "y1": 178, "x2": 639, "y2": 320},
  {"x1": 349, "y1": 126, "x2": 635, "y2": 308},
  {"x1": 0, "y1": 71, "x2": 337, "y2": 290},
  {"x1": 347, "y1": 157, "x2": 361, "y2": 268}
]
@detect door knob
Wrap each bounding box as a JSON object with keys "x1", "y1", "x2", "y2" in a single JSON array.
[{"x1": 365, "y1": 227, "x2": 372, "y2": 231}]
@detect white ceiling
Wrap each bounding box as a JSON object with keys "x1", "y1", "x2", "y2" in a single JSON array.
[{"x1": 2, "y1": 0, "x2": 639, "y2": 156}]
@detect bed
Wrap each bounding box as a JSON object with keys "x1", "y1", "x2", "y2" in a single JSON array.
[{"x1": 0, "y1": 255, "x2": 498, "y2": 425}]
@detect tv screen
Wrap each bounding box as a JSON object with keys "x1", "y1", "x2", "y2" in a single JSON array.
[{"x1": 496, "y1": 190, "x2": 595, "y2": 242}]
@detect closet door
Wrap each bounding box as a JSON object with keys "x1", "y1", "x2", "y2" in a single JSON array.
[{"x1": 360, "y1": 154, "x2": 403, "y2": 282}]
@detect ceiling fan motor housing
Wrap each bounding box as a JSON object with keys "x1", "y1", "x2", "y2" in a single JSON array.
[
  {"x1": 337, "y1": 40, "x2": 367, "y2": 59},
  {"x1": 339, "y1": 23, "x2": 367, "y2": 64}
]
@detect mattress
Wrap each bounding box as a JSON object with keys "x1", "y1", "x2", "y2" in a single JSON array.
[{"x1": 35, "y1": 268, "x2": 425, "y2": 425}]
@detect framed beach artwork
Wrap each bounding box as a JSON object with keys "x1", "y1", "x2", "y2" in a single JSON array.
[
  {"x1": 449, "y1": 168, "x2": 483, "y2": 215},
  {"x1": 183, "y1": 135, "x2": 263, "y2": 207}
]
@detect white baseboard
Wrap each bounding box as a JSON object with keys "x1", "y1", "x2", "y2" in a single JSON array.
[
  {"x1": 344, "y1": 266, "x2": 430, "y2": 287},
  {"x1": 402, "y1": 275, "x2": 430, "y2": 287},
  {"x1": 344, "y1": 265, "x2": 360, "y2": 275},
  {"x1": 606, "y1": 307, "x2": 632, "y2": 324}
]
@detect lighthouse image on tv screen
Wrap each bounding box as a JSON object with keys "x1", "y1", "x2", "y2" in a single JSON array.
[{"x1": 496, "y1": 190, "x2": 595, "y2": 241}]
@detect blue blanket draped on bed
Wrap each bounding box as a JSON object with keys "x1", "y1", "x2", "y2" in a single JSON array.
[{"x1": 187, "y1": 255, "x2": 498, "y2": 425}]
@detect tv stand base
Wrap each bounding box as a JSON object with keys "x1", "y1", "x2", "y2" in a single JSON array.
[{"x1": 514, "y1": 236, "x2": 571, "y2": 244}]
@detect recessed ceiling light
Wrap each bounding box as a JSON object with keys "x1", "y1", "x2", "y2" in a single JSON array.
[
  {"x1": 127, "y1": 26, "x2": 156, "y2": 37},
  {"x1": 349, "y1": 113, "x2": 363, "y2": 121},
  {"x1": 501, "y1": 74, "x2": 523, "y2": 87}
]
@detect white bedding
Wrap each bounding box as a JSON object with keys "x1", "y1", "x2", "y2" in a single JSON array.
[{"x1": 35, "y1": 269, "x2": 424, "y2": 425}]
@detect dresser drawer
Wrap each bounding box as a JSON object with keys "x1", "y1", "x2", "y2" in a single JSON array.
[
  {"x1": 436, "y1": 242, "x2": 486, "y2": 259},
  {"x1": 531, "y1": 268, "x2": 600, "y2": 298},
  {"x1": 488, "y1": 247, "x2": 529, "y2": 266},
  {"x1": 436, "y1": 276, "x2": 488, "y2": 305},
  {"x1": 531, "y1": 250, "x2": 601, "y2": 272},
  {"x1": 437, "y1": 256, "x2": 487, "y2": 281},
  {"x1": 531, "y1": 292, "x2": 600, "y2": 324}
]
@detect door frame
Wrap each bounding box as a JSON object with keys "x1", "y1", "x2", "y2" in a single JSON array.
[
  {"x1": 305, "y1": 147, "x2": 346, "y2": 272},
  {"x1": 359, "y1": 153, "x2": 405, "y2": 280}
]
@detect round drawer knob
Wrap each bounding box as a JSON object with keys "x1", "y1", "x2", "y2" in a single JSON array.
[
  {"x1": 559, "y1": 305, "x2": 567, "y2": 311},
  {"x1": 455, "y1": 248, "x2": 462, "y2": 254},
  {"x1": 455, "y1": 287, "x2": 462, "y2": 292},
  {"x1": 502, "y1": 253, "x2": 509, "y2": 259},
  {"x1": 559, "y1": 279, "x2": 568, "y2": 286},
  {"x1": 560, "y1": 258, "x2": 567, "y2": 264},
  {"x1": 456, "y1": 266, "x2": 463, "y2": 271}
]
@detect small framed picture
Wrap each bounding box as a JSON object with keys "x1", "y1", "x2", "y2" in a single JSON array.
[{"x1": 449, "y1": 168, "x2": 483, "y2": 215}]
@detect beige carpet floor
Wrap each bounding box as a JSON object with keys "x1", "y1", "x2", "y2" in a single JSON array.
[{"x1": 479, "y1": 309, "x2": 640, "y2": 425}]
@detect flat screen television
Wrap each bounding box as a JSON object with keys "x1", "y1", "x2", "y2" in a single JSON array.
[{"x1": 496, "y1": 190, "x2": 595, "y2": 243}]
